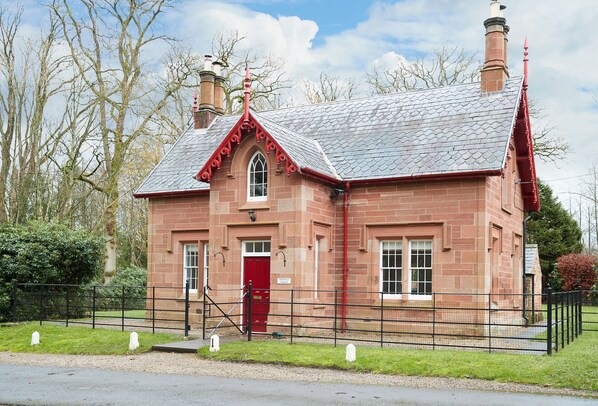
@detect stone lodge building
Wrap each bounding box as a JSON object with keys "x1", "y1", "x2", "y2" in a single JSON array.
[{"x1": 135, "y1": 0, "x2": 541, "y2": 333}]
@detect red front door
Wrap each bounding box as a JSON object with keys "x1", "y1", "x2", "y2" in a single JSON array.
[{"x1": 243, "y1": 256, "x2": 270, "y2": 332}]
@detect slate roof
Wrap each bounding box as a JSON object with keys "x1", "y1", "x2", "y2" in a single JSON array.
[
  {"x1": 525, "y1": 244, "x2": 539, "y2": 275},
  {"x1": 135, "y1": 77, "x2": 523, "y2": 196}
]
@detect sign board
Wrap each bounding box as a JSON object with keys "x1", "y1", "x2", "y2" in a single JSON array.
[{"x1": 277, "y1": 278, "x2": 291, "y2": 285}]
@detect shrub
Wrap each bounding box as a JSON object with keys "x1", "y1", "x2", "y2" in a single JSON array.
[
  {"x1": 0, "y1": 222, "x2": 103, "y2": 321},
  {"x1": 556, "y1": 253, "x2": 597, "y2": 292},
  {"x1": 93, "y1": 266, "x2": 148, "y2": 311}
]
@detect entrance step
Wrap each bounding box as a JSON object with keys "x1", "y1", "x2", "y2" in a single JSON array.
[
  {"x1": 152, "y1": 339, "x2": 210, "y2": 353},
  {"x1": 152, "y1": 335, "x2": 245, "y2": 353}
]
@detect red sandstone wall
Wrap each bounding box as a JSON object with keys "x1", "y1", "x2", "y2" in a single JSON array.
[
  {"x1": 336, "y1": 179, "x2": 487, "y2": 306},
  {"x1": 145, "y1": 133, "x2": 531, "y2": 331},
  {"x1": 204, "y1": 134, "x2": 337, "y2": 310},
  {"x1": 485, "y1": 140, "x2": 526, "y2": 312}
]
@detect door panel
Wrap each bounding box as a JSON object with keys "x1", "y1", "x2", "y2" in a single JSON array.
[{"x1": 243, "y1": 256, "x2": 270, "y2": 332}]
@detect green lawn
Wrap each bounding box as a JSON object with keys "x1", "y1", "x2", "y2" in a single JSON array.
[
  {"x1": 198, "y1": 331, "x2": 598, "y2": 391},
  {"x1": 0, "y1": 322, "x2": 180, "y2": 355}
]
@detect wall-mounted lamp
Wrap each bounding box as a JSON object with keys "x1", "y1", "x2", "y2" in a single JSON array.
[
  {"x1": 248, "y1": 209, "x2": 256, "y2": 222},
  {"x1": 330, "y1": 187, "x2": 344, "y2": 200},
  {"x1": 275, "y1": 250, "x2": 287, "y2": 267},
  {"x1": 214, "y1": 251, "x2": 225, "y2": 266}
]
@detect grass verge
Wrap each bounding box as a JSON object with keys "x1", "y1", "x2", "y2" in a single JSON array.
[
  {"x1": 0, "y1": 322, "x2": 181, "y2": 355},
  {"x1": 198, "y1": 332, "x2": 598, "y2": 391}
]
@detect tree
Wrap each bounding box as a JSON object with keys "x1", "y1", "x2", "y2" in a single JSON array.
[
  {"x1": 212, "y1": 32, "x2": 289, "y2": 114},
  {"x1": 366, "y1": 46, "x2": 480, "y2": 94},
  {"x1": 526, "y1": 180, "x2": 584, "y2": 290},
  {"x1": 303, "y1": 72, "x2": 357, "y2": 104},
  {"x1": 527, "y1": 99, "x2": 570, "y2": 163},
  {"x1": 0, "y1": 7, "x2": 86, "y2": 225},
  {"x1": 51, "y1": 0, "x2": 198, "y2": 282}
]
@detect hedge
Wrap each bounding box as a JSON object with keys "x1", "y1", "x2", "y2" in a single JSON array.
[{"x1": 0, "y1": 222, "x2": 103, "y2": 321}]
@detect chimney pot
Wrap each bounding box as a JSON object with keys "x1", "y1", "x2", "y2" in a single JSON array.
[
  {"x1": 490, "y1": 1, "x2": 504, "y2": 18},
  {"x1": 212, "y1": 60, "x2": 223, "y2": 76},
  {"x1": 203, "y1": 54, "x2": 213, "y2": 72},
  {"x1": 481, "y1": 1, "x2": 509, "y2": 93}
]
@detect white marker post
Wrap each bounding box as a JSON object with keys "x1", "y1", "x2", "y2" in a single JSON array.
[
  {"x1": 210, "y1": 334, "x2": 220, "y2": 352},
  {"x1": 31, "y1": 331, "x2": 40, "y2": 346},
  {"x1": 129, "y1": 332, "x2": 139, "y2": 350},
  {"x1": 346, "y1": 343, "x2": 356, "y2": 362}
]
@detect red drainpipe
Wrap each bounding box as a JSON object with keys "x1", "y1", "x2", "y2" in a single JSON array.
[{"x1": 342, "y1": 182, "x2": 350, "y2": 331}]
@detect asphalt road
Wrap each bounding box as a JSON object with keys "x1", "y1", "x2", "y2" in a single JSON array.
[{"x1": 0, "y1": 364, "x2": 596, "y2": 406}]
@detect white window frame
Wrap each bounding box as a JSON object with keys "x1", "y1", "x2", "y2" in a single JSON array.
[
  {"x1": 380, "y1": 240, "x2": 403, "y2": 299},
  {"x1": 408, "y1": 240, "x2": 433, "y2": 299},
  {"x1": 183, "y1": 243, "x2": 199, "y2": 293},
  {"x1": 203, "y1": 243, "x2": 209, "y2": 290},
  {"x1": 242, "y1": 240, "x2": 272, "y2": 257},
  {"x1": 247, "y1": 151, "x2": 268, "y2": 202}
]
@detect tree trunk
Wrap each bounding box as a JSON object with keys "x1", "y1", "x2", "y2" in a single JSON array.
[{"x1": 102, "y1": 186, "x2": 119, "y2": 283}]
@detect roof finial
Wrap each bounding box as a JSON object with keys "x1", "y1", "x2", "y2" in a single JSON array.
[
  {"x1": 193, "y1": 88, "x2": 198, "y2": 113},
  {"x1": 523, "y1": 36, "x2": 529, "y2": 91},
  {"x1": 243, "y1": 64, "x2": 250, "y2": 127}
]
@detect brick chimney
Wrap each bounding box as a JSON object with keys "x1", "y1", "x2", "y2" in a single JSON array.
[
  {"x1": 480, "y1": 1, "x2": 509, "y2": 93},
  {"x1": 194, "y1": 55, "x2": 219, "y2": 129}
]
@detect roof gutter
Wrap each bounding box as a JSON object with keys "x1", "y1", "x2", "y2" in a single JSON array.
[
  {"x1": 348, "y1": 169, "x2": 502, "y2": 186},
  {"x1": 133, "y1": 189, "x2": 210, "y2": 199},
  {"x1": 300, "y1": 167, "x2": 343, "y2": 185}
]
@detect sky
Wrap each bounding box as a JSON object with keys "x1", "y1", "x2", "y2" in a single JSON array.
[
  {"x1": 166, "y1": 0, "x2": 597, "y2": 205},
  {"x1": 18, "y1": 0, "x2": 598, "y2": 204}
]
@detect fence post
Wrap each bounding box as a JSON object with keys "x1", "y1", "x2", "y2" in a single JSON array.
[
  {"x1": 290, "y1": 289, "x2": 294, "y2": 344},
  {"x1": 380, "y1": 292, "x2": 384, "y2": 348},
  {"x1": 66, "y1": 288, "x2": 70, "y2": 327},
  {"x1": 567, "y1": 292, "x2": 573, "y2": 345},
  {"x1": 546, "y1": 288, "x2": 552, "y2": 355},
  {"x1": 560, "y1": 292, "x2": 564, "y2": 350},
  {"x1": 531, "y1": 278, "x2": 542, "y2": 324},
  {"x1": 488, "y1": 293, "x2": 492, "y2": 353},
  {"x1": 92, "y1": 286, "x2": 96, "y2": 329},
  {"x1": 121, "y1": 285, "x2": 126, "y2": 332},
  {"x1": 334, "y1": 290, "x2": 338, "y2": 347},
  {"x1": 554, "y1": 292, "x2": 559, "y2": 352},
  {"x1": 432, "y1": 292, "x2": 436, "y2": 350},
  {"x1": 39, "y1": 286, "x2": 45, "y2": 326},
  {"x1": 247, "y1": 281, "x2": 253, "y2": 342},
  {"x1": 184, "y1": 280, "x2": 190, "y2": 337},
  {"x1": 152, "y1": 286, "x2": 156, "y2": 335},
  {"x1": 11, "y1": 280, "x2": 17, "y2": 323},
  {"x1": 578, "y1": 291, "x2": 583, "y2": 335},
  {"x1": 202, "y1": 286, "x2": 207, "y2": 340}
]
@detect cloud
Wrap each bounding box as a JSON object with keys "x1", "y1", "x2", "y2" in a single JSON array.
[{"x1": 29, "y1": 0, "x2": 575, "y2": 199}]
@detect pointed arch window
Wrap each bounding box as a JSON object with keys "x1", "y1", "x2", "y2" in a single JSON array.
[{"x1": 248, "y1": 151, "x2": 268, "y2": 201}]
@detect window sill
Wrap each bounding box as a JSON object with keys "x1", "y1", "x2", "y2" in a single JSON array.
[
  {"x1": 239, "y1": 202, "x2": 269, "y2": 211},
  {"x1": 372, "y1": 299, "x2": 433, "y2": 309}
]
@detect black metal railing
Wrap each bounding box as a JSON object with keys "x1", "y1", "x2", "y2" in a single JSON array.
[
  {"x1": 12, "y1": 281, "x2": 193, "y2": 336},
  {"x1": 202, "y1": 287, "x2": 587, "y2": 355},
  {"x1": 11, "y1": 282, "x2": 592, "y2": 355},
  {"x1": 580, "y1": 289, "x2": 598, "y2": 333}
]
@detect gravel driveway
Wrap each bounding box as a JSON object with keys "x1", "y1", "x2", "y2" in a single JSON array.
[{"x1": 0, "y1": 351, "x2": 596, "y2": 400}]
